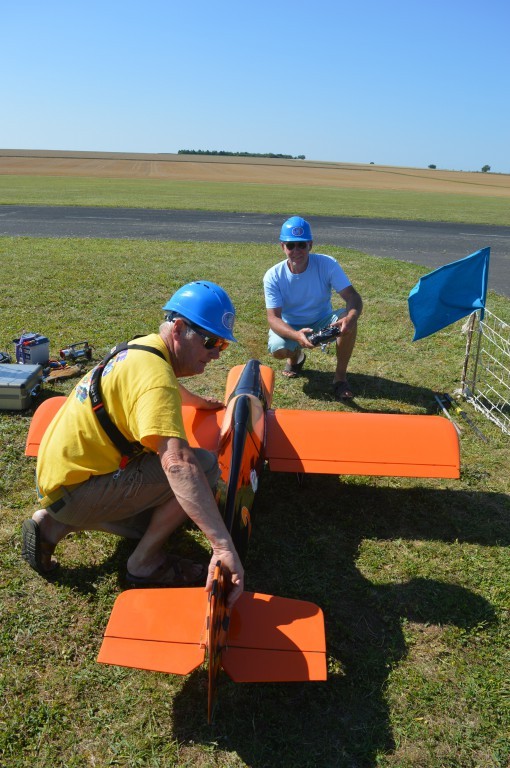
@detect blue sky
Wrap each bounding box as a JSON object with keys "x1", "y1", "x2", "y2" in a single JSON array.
[{"x1": 2, "y1": 0, "x2": 509, "y2": 173}]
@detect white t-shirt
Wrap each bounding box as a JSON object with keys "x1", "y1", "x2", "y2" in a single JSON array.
[{"x1": 263, "y1": 253, "x2": 351, "y2": 326}]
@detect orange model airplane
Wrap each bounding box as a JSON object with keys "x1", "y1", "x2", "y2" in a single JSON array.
[
  {"x1": 25, "y1": 358, "x2": 460, "y2": 720},
  {"x1": 166, "y1": 358, "x2": 460, "y2": 561}
]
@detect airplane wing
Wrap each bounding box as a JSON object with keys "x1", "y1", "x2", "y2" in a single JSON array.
[
  {"x1": 219, "y1": 360, "x2": 460, "y2": 480},
  {"x1": 181, "y1": 404, "x2": 224, "y2": 450},
  {"x1": 25, "y1": 361, "x2": 460, "y2": 567},
  {"x1": 26, "y1": 361, "x2": 459, "y2": 481},
  {"x1": 25, "y1": 396, "x2": 67, "y2": 456},
  {"x1": 265, "y1": 409, "x2": 460, "y2": 479}
]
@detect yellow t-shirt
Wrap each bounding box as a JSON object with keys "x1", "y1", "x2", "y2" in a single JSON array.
[{"x1": 37, "y1": 334, "x2": 185, "y2": 502}]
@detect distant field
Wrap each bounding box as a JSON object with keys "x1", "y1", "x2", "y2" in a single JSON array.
[
  {"x1": 1, "y1": 149, "x2": 509, "y2": 197},
  {"x1": 1, "y1": 151, "x2": 509, "y2": 225}
]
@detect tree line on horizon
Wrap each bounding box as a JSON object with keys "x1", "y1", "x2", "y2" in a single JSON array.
[
  {"x1": 178, "y1": 149, "x2": 306, "y2": 160},
  {"x1": 428, "y1": 163, "x2": 492, "y2": 172}
]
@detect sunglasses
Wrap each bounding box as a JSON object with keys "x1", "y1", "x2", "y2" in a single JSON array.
[
  {"x1": 284, "y1": 241, "x2": 308, "y2": 250},
  {"x1": 184, "y1": 320, "x2": 229, "y2": 351}
]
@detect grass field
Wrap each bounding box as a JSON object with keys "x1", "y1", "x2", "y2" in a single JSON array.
[
  {"x1": 1, "y1": 229, "x2": 509, "y2": 767},
  {"x1": 1, "y1": 154, "x2": 510, "y2": 766}
]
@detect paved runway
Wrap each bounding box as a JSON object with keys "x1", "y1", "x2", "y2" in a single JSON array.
[{"x1": 1, "y1": 205, "x2": 509, "y2": 297}]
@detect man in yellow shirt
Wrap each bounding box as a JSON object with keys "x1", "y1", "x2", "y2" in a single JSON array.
[{"x1": 22, "y1": 281, "x2": 244, "y2": 607}]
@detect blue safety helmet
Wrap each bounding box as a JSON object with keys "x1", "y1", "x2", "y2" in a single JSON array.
[
  {"x1": 162, "y1": 281, "x2": 237, "y2": 342},
  {"x1": 280, "y1": 216, "x2": 313, "y2": 242}
]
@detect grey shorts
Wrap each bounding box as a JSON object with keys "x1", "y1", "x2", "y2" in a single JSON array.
[
  {"x1": 45, "y1": 448, "x2": 220, "y2": 535},
  {"x1": 267, "y1": 308, "x2": 346, "y2": 354}
]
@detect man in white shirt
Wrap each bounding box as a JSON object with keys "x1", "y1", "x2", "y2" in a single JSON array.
[{"x1": 263, "y1": 216, "x2": 363, "y2": 400}]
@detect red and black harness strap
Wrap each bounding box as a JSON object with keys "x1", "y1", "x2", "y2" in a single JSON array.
[{"x1": 89, "y1": 341, "x2": 167, "y2": 471}]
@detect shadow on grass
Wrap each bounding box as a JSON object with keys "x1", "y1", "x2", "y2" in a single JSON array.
[
  {"x1": 301, "y1": 369, "x2": 439, "y2": 412},
  {"x1": 43, "y1": 528, "x2": 209, "y2": 596},
  {"x1": 172, "y1": 477, "x2": 506, "y2": 767},
  {"x1": 27, "y1": 468, "x2": 507, "y2": 766}
]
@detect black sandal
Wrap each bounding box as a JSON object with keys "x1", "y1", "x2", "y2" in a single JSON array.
[
  {"x1": 282, "y1": 353, "x2": 306, "y2": 378},
  {"x1": 21, "y1": 519, "x2": 59, "y2": 574},
  {"x1": 333, "y1": 380, "x2": 354, "y2": 400}
]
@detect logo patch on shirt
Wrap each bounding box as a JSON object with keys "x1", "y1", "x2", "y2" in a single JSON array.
[
  {"x1": 76, "y1": 371, "x2": 92, "y2": 402},
  {"x1": 104, "y1": 348, "x2": 128, "y2": 377}
]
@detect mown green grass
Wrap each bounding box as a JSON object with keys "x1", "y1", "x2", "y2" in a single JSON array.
[
  {"x1": 1, "y1": 237, "x2": 509, "y2": 768},
  {"x1": 1, "y1": 175, "x2": 510, "y2": 225}
]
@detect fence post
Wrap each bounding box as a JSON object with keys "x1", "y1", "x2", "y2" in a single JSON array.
[{"x1": 460, "y1": 312, "x2": 477, "y2": 393}]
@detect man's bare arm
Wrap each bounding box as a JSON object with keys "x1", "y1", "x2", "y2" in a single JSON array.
[
  {"x1": 266, "y1": 307, "x2": 314, "y2": 348},
  {"x1": 157, "y1": 435, "x2": 243, "y2": 606}
]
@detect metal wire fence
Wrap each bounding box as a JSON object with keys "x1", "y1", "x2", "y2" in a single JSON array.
[{"x1": 460, "y1": 309, "x2": 510, "y2": 436}]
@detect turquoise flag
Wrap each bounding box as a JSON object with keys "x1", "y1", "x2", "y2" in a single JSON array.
[{"x1": 408, "y1": 247, "x2": 490, "y2": 341}]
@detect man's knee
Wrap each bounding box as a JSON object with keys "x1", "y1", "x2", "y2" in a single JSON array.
[
  {"x1": 271, "y1": 348, "x2": 291, "y2": 360},
  {"x1": 268, "y1": 331, "x2": 300, "y2": 357}
]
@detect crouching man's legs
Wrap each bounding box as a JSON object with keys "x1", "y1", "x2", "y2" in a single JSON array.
[
  {"x1": 22, "y1": 448, "x2": 219, "y2": 583},
  {"x1": 268, "y1": 328, "x2": 306, "y2": 378}
]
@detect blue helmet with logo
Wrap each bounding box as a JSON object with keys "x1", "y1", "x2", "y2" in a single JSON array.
[
  {"x1": 162, "y1": 281, "x2": 237, "y2": 342},
  {"x1": 280, "y1": 215, "x2": 313, "y2": 242}
]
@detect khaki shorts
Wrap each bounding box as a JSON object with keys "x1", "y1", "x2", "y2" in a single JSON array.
[{"x1": 46, "y1": 449, "x2": 220, "y2": 535}]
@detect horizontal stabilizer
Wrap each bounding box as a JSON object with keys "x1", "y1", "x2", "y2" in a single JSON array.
[
  {"x1": 228, "y1": 592, "x2": 326, "y2": 651},
  {"x1": 265, "y1": 410, "x2": 460, "y2": 478},
  {"x1": 97, "y1": 587, "x2": 326, "y2": 683},
  {"x1": 97, "y1": 587, "x2": 207, "y2": 675},
  {"x1": 223, "y1": 592, "x2": 326, "y2": 682}
]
